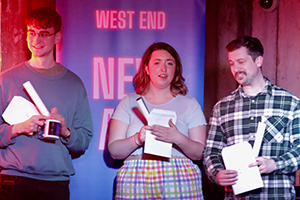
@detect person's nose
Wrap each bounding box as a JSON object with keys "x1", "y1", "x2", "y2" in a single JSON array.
[
  {"x1": 232, "y1": 63, "x2": 241, "y2": 72},
  {"x1": 160, "y1": 63, "x2": 167, "y2": 71},
  {"x1": 32, "y1": 34, "x2": 43, "y2": 43}
]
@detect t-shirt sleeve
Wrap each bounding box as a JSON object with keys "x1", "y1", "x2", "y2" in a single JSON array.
[
  {"x1": 186, "y1": 97, "x2": 207, "y2": 129},
  {"x1": 111, "y1": 95, "x2": 131, "y2": 125}
]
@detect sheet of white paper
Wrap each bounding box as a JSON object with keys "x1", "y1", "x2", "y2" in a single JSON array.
[
  {"x1": 222, "y1": 141, "x2": 263, "y2": 195},
  {"x1": 23, "y1": 81, "x2": 50, "y2": 116},
  {"x1": 144, "y1": 108, "x2": 176, "y2": 158},
  {"x1": 2, "y1": 96, "x2": 39, "y2": 125},
  {"x1": 253, "y1": 122, "x2": 266, "y2": 157}
]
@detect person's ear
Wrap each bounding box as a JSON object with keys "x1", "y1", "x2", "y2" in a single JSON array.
[
  {"x1": 54, "y1": 31, "x2": 62, "y2": 44},
  {"x1": 145, "y1": 65, "x2": 149, "y2": 75},
  {"x1": 256, "y1": 56, "x2": 263, "y2": 67}
]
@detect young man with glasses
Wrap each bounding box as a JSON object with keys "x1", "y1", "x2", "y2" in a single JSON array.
[{"x1": 0, "y1": 7, "x2": 93, "y2": 200}]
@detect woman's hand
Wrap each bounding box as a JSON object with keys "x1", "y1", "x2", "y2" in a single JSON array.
[
  {"x1": 150, "y1": 119, "x2": 183, "y2": 144},
  {"x1": 135, "y1": 125, "x2": 151, "y2": 144},
  {"x1": 108, "y1": 119, "x2": 150, "y2": 160},
  {"x1": 150, "y1": 119, "x2": 206, "y2": 160}
]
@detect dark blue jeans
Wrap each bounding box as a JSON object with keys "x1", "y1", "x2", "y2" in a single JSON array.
[{"x1": 0, "y1": 175, "x2": 70, "y2": 200}]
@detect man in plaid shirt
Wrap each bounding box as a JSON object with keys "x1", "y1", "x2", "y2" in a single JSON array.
[{"x1": 203, "y1": 36, "x2": 300, "y2": 199}]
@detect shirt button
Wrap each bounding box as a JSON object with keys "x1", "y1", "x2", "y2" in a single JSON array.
[
  {"x1": 250, "y1": 117, "x2": 254, "y2": 120},
  {"x1": 252, "y1": 100, "x2": 255, "y2": 103}
]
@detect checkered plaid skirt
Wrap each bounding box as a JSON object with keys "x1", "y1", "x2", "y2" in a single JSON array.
[{"x1": 115, "y1": 158, "x2": 203, "y2": 200}]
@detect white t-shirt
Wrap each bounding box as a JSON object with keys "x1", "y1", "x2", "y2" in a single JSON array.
[{"x1": 111, "y1": 93, "x2": 206, "y2": 157}]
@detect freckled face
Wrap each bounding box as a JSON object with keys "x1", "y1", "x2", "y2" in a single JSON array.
[
  {"x1": 146, "y1": 50, "x2": 176, "y2": 90},
  {"x1": 228, "y1": 46, "x2": 262, "y2": 86}
]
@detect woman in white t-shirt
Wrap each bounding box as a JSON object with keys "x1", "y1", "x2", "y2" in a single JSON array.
[{"x1": 108, "y1": 42, "x2": 207, "y2": 199}]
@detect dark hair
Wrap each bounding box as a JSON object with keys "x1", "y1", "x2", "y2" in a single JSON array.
[
  {"x1": 226, "y1": 36, "x2": 264, "y2": 61},
  {"x1": 133, "y1": 42, "x2": 187, "y2": 96},
  {"x1": 26, "y1": 7, "x2": 62, "y2": 33}
]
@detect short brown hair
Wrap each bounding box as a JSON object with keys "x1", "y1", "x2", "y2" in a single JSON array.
[
  {"x1": 226, "y1": 36, "x2": 264, "y2": 61},
  {"x1": 26, "y1": 7, "x2": 62, "y2": 33}
]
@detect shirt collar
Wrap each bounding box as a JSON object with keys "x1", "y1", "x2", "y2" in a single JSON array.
[{"x1": 234, "y1": 77, "x2": 273, "y2": 100}]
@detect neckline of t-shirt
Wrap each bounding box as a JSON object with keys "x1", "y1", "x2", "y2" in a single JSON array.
[
  {"x1": 141, "y1": 94, "x2": 178, "y2": 107},
  {"x1": 25, "y1": 61, "x2": 68, "y2": 80}
]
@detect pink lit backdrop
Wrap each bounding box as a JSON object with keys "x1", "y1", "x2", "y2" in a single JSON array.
[{"x1": 56, "y1": 0, "x2": 206, "y2": 199}]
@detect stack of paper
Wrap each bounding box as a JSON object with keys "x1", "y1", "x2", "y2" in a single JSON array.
[
  {"x1": 2, "y1": 96, "x2": 39, "y2": 125},
  {"x1": 221, "y1": 141, "x2": 263, "y2": 195},
  {"x1": 144, "y1": 109, "x2": 176, "y2": 158},
  {"x1": 136, "y1": 97, "x2": 176, "y2": 158}
]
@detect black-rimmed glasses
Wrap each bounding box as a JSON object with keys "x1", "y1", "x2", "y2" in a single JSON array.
[{"x1": 27, "y1": 31, "x2": 55, "y2": 39}]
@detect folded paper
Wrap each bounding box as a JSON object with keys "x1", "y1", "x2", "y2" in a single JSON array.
[
  {"x1": 144, "y1": 108, "x2": 176, "y2": 158},
  {"x1": 23, "y1": 81, "x2": 50, "y2": 116},
  {"x1": 221, "y1": 141, "x2": 263, "y2": 195},
  {"x1": 2, "y1": 96, "x2": 39, "y2": 125}
]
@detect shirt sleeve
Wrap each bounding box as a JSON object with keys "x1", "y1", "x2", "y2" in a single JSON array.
[
  {"x1": 203, "y1": 103, "x2": 227, "y2": 184},
  {"x1": 0, "y1": 79, "x2": 16, "y2": 147},
  {"x1": 272, "y1": 100, "x2": 300, "y2": 174},
  {"x1": 186, "y1": 97, "x2": 207, "y2": 129},
  {"x1": 111, "y1": 95, "x2": 131, "y2": 125},
  {"x1": 62, "y1": 84, "x2": 93, "y2": 154}
]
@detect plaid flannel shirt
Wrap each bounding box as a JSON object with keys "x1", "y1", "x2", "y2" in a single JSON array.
[{"x1": 203, "y1": 78, "x2": 300, "y2": 200}]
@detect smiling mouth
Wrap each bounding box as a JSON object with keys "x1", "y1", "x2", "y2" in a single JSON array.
[
  {"x1": 235, "y1": 72, "x2": 246, "y2": 79},
  {"x1": 32, "y1": 46, "x2": 42, "y2": 50},
  {"x1": 158, "y1": 74, "x2": 167, "y2": 78}
]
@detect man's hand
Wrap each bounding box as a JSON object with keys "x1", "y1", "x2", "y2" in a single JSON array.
[
  {"x1": 12, "y1": 115, "x2": 46, "y2": 138},
  {"x1": 249, "y1": 157, "x2": 277, "y2": 174},
  {"x1": 216, "y1": 169, "x2": 238, "y2": 186},
  {"x1": 50, "y1": 107, "x2": 70, "y2": 140}
]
